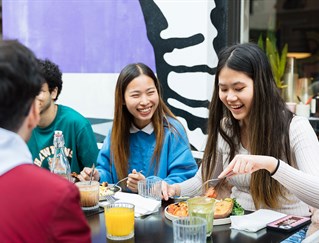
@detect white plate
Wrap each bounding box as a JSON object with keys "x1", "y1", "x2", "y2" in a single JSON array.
[
  {"x1": 164, "y1": 203, "x2": 231, "y2": 225},
  {"x1": 99, "y1": 184, "x2": 121, "y2": 201}
]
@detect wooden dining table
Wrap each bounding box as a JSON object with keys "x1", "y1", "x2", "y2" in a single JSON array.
[{"x1": 85, "y1": 198, "x2": 312, "y2": 243}]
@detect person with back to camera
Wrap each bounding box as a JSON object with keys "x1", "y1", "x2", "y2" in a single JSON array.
[
  {"x1": 162, "y1": 43, "x2": 319, "y2": 216},
  {"x1": 0, "y1": 40, "x2": 90, "y2": 242},
  {"x1": 78, "y1": 63, "x2": 198, "y2": 192},
  {"x1": 27, "y1": 58, "x2": 99, "y2": 174}
]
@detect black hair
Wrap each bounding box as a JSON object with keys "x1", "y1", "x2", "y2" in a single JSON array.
[
  {"x1": 37, "y1": 58, "x2": 63, "y2": 101},
  {"x1": 203, "y1": 42, "x2": 293, "y2": 209},
  {"x1": 0, "y1": 40, "x2": 43, "y2": 131},
  {"x1": 111, "y1": 63, "x2": 177, "y2": 180}
]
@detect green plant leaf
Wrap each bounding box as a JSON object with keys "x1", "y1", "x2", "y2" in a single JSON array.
[
  {"x1": 258, "y1": 34, "x2": 264, "y2": 51},
  {"x1": 269, "y1": 54, "x2": 278, "y2": 75},
  {"x1": 266, "y1": 38, "x2": 274, "y2": 58},
  {"x1": 278, "y1": 43, "x2": 288, "y2": 78},
  {"x1": 261, "y1": 33, "x2": 288, "y2": 89},
  {"x1": 276, "y1": 52, "x2": 280, "y2": 68}
]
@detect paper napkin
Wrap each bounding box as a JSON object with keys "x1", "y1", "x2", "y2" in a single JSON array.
[
  {"x1": 230, "y1": 228, "x2": 267, "y2": 240},
  {"x1": 99, "y1": 192, "x2": 161, "y2": 217},
  {"x1": 230, "y1": 209, "x2": 287, "y2": 232}
]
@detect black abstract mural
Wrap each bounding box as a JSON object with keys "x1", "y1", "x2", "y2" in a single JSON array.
[{"x1": 139, "y1": 0, "x2": 235, "y2": 151}]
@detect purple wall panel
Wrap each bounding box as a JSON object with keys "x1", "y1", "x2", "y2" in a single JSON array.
[{"x1": 2, "y1": 0, "x2": 155, "y2": 73}]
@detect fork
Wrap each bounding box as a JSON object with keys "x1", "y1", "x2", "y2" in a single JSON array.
[
  {"x1": 89, "y1": 164, "x2": 95, "y2": 185},
  {"x1": 170, "y1": 172, "x2": 235, "y2": 200},
  {"x1": 194, "y1": 171, "x2": 235, "y2": 195},
  {"x1": 104, "y1": 195, "x2": 118, "y2": 204},
  {"x1": 172, "y1": 178, "x2": 221, "y2": 199},
  {"x1": 110, "y1": 170, "x2": 143, "y2": 190}
]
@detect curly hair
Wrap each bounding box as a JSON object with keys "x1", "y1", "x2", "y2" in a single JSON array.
[{"x1": 37, "y1": 58, "x2": 63, "y2": 101}]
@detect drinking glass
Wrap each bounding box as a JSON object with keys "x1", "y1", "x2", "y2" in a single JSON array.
[
  {"x1": 297, "y1": 77, "x2": 311, "y2": 104},
  {"x1": 187, "y1": 197, "x2": 215, "y2": 237},
  {"x1": 173, "y1": 216, "x2": 207, "y2": 243},
  {"x1": 137, "y1": 176, "x2": 162, "y2": 201},
  {"x1": 75, "y1": 181, "x2": 99, "y2": 210},
  {"x1": 104, "y1": 203, "x2": 135, "y2": 240}
]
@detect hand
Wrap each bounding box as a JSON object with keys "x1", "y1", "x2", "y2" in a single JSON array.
[
  {"x1": 161, "y1": 181, "x2": 180, "y2": 201},
  {"x1": 218, "y1": 154, "x2": 278, "y2": 178},
  {"x1": 78, "y1": 167, "x2": 100, "y2": 181},
  {"x1": 127, "y1": 169, "x2": 145, "y2": 192}
]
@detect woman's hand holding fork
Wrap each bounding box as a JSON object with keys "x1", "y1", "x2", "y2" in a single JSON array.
[{"x1": 127, "y1": 169, "x2": 145, "y2": 192}]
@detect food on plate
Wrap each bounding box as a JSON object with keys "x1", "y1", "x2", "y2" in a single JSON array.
[
  {"x1": 71, "y1": 172, "x2": 78, "y2": 178},
  {"x1": 101, "y1": 181, "x2": 108, "y2": 187},
  {"x1": 166, "y1": 198, "x2": 243, "y2": 219},
  {"x1": 214, "y1": 198, "x2": 234, "y2": 219},
  {"x1": 205, "y1": 187, "x2": 218, "y2": 198},
  {"x1": 231, "y1": 198, "x2": 245, "y2": 216},
  {"x1": 99, "y1": 182, "x2": 114, "y2": 197},
  {"x1": 167, "y1": 202, "x2": 188, "y2": 217},
  {"x1": 71, "y1": 172, "x2": 80, "y2": 182}
]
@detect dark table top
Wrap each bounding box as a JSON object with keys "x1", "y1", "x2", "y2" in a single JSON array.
[{"x1": 85, "y1": 199, "x2": 308, "y2": 243}]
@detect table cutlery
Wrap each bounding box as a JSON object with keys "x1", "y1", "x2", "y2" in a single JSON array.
[
  {"x1": 89, "y1": 163, "x2": 95, "y2": 185},
  {"x1": 171, "y1": 171, "x2": 235, "y2": 199},
  {"x1": 110, "y1": 170, "x2": 143, "y2": 190},
  {"x1": 195, "y1": 171, "x2": 235, "y2": 194},
  {"x1": 100, "y1": 194, "x2": 118, "y2": 203}
]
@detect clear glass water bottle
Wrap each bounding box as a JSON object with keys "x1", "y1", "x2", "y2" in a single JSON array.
[
  {"x1": 51, "y1": 130, "x2": 72, "y2": 181},
  {"x1": 283, "y1": 57, "x2": 298, "y2": 103}
]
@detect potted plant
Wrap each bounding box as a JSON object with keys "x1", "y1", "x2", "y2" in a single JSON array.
[{"x1": 258, "y1": 32, "x2": 288, "y2": 89}]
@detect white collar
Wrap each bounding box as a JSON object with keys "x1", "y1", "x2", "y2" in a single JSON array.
[
  {"x1": 129, "y1": 122, "x2": 154, "y2": 135},
  {"x1": 0, "y1": 128, "x2": 32, "y2": 176}
]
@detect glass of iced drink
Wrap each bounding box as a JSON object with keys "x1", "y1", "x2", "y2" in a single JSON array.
[{"x1": 187, "y1": 196, "x2": 215, "y2": 237}]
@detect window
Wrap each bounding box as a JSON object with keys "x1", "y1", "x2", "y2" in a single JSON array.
[{"x1": 249, "y1": 0, "x2": 319, "y2": 82}]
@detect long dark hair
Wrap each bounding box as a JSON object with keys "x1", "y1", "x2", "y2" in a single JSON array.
[
  {"x1": 111, "y1": 63, "x2": 176, "y2": 180},
  {"x1": 202, "y1": 43, "x2": 294, "y2": 209}
]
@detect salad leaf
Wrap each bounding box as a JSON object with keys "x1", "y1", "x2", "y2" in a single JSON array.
[{"x1": 231, "y1": 198, "x2": 244, "y2": 216}]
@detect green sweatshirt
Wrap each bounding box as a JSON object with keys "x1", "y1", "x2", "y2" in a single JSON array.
[{"x1": 28, "y1": 105, "x2": 99, "y2": 173}]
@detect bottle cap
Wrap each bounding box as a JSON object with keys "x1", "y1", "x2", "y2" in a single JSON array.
[{"x1": 54, "y1": 130, "x2": 62, "y2": 137}]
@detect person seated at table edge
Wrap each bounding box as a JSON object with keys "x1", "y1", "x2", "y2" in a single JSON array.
[
  {"x1": 79, "y1": 63, "x2": 198, "y2": 192},
  {"x1": 0, "y1": 40, "x2": 90, "y2": 242},
  {"x1": 27, "y1": 58, "x2": 99, "y2": 174},
  {"x1": 162, "y1": 43, "x2": 319, "y2": 217}
]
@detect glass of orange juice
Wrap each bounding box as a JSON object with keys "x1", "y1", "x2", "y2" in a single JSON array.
[{"x1": 104, "y1": 203, "x2": 135, "y2": 240}]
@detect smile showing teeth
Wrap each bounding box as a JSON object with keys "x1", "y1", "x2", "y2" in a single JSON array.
[
  {"x1": 230, "y1": 104, "x2": 243, "y2": 109},
  {"x1": 138, "y1": 107, "x2": 152, "y2": 113}
]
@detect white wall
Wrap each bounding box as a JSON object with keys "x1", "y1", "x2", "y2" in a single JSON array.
[{"x1": 58, "y1": 73, "x2": 117, "y2": 119}]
